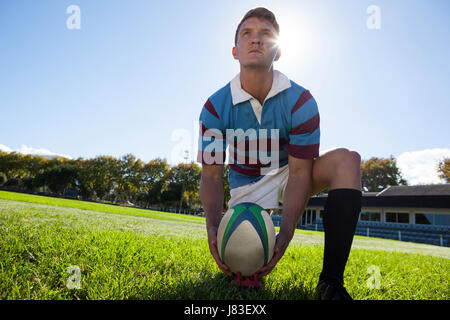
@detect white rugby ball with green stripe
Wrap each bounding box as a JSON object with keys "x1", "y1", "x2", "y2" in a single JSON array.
[{"x1": 217, "y1": 202, "x2": 276, "y2": 277}]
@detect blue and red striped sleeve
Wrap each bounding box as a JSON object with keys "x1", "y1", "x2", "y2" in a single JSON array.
[
  {"x1": 197, "y1": 99, "x2": 227, "y2": 165},
  {"x1": 287, "y1": 90, "x2": 320, "y2": 159}
]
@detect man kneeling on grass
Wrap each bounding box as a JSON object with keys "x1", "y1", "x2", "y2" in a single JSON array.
[{"x1": 198, "y1": 7, "x2": 362, "y2": 300}]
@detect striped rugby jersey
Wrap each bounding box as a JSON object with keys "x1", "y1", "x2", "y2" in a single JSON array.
[{"x1": 197, "y1": 70, "x2": 320, "y2": 190}]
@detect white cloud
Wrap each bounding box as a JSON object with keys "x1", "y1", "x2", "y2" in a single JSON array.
[
  {"x1": 0, "y1": 144, "x2": 13, "y2": 153},
  {"x1": 0, "y1": 144, "x2": 73, "y2": 159},
  {"x1": 397, "y1": 148, "x2": 450, "y2": 185}
]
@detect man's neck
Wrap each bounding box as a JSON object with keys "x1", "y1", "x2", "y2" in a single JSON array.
[{"x1": 239, "y1": 66, "x2": 274, "y2": 105}]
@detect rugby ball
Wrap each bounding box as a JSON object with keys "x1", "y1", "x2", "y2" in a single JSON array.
[{"x1": 217, "y1": 202, "x2": 276, "y2": 277}]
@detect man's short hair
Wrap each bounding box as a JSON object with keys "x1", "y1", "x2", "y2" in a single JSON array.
[{"x1": 234, "y1": 7, "x2": 280, "y2": 46}]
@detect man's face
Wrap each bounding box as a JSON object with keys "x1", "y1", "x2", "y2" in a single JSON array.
[{"x1": 233, "y1": 17, "x2": 280, "y2": 69}]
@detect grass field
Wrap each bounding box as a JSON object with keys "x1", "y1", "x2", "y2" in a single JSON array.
[{"x1": 0, "y1": 190, "x2": 449, "y2": 300}]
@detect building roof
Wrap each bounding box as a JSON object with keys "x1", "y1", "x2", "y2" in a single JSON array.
[
  {"x1": 362, "y1": 192, "x2": 378, "y2": 197},
  {"x1": 377, "y1": 184, "x2": 450, "y2": 196},
  {"x1": 307, "y1": 184, "x2": 450, "y2": 209}
]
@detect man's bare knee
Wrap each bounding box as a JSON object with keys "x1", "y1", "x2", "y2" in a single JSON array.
[
  {"x1": 347, "y1": 150, "x2": 361, "y2": 169},
  {"x1": 310, "y1": 148, "x2": 361, "y2": 194},
  {"x1": 334, "y1": 148, "x2": 361, "y2": 169},
  {"x1": 330, "y1": 148, "x2": 361, "y2": 190}
]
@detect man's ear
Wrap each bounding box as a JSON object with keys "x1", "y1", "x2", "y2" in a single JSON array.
[
  {"x1": 274, "y1": 47, "x2": 281, "y2": 61},
  {"x1": 232, "y1": 46, "x2": 239, "y2": 60}
]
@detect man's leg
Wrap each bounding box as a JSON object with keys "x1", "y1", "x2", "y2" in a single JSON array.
[{"x1": 309, "y1": 148, "x2": 362, "y2": 291}]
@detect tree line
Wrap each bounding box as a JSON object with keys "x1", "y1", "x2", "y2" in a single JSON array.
[
  {"x1": 0, "y1": 151, "x2": 227, "y2": 210},
  {"x1": 0, "y1": 151, "x2": 448, "y2": 210}
]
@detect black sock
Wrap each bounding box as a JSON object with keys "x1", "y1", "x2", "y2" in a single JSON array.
[{"x1": 319, "y1": 188, "x2": 362, "y2": 285}]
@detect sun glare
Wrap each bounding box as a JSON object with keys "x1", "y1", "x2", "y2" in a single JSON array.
[{"x1": 274, "y1": 9, "x2": 316, "y2": 70}]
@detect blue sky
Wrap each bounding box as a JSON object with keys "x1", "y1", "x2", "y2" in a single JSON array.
[{"x1": 0, "y1": 0, "x2": 449, "y2": 183}]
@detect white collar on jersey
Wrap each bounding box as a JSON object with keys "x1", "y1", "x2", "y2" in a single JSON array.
[{"x1": 230, "y1": 69, "x2": 292, "y2": 106}]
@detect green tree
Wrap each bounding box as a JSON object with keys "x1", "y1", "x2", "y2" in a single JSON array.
[
  {"x1": 161, "y1": 162, "x2": 202, "y2": 209},
  {"x1": 75, "y1": 158, "x2": 97, "y2": 200},
  {"x1": 0, "y1": 172, "x2": 7, "y2": 186},
  {"x1": 91, "y1": 156, "x2": 118, "y2": 200},
  {"x1": 22, "y1": 154, "x2": 48, "y2": 178},
  {"x1": 139, "y1": 158, "x2": 170, "y2": 207},
  {"x1": 361, "y1": 156, "x2": 407, "y2": 192},
  {"x1": 0, "y1": 152, "x2": 28, "y2": 179},
  {"x1": 113, "y1": 154, "x2": 142, "y2": 204},
  {"x1": 44, "y1": 164, "x2": 78, "y2": 195}
]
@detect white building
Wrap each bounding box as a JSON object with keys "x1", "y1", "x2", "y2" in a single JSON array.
[{"x1": 272, "y1": 184, "x2": 450, "y2": 247}]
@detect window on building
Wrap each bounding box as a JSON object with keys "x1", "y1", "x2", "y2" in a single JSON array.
[
  {"x1": 386, "y1": 212, "x2": 409, "y2": 224},
  {"x1": 415, "y1": 213, "x2": 432, "y2": 225},
  {"x1": 360, "y1": 211, "x2": 381, "y2": 222},
  {"x1": 370, "y1": 212, "x2": 381, "y2": 222},
  {"x1": 398, "y1": 213, "x2": 409, "y2": 223},
  {"x1": 386, "y1": 212, "x2": 396, "y2": 223},
  {"x1": 434, "y1": 214, "x2": 450, "y2": 226},
  {"x1": 311, "y1": 210, "x2": 318, "y2": 223},
  {"x1": 360, "y1": 212, "x2": 370, "y2": 221},
  {"x1": 319, "y1": 210, "x2": 325, "y2": 219},
  {"x1": 416, "y1": 213, "x2": 450, "y2": 226}
]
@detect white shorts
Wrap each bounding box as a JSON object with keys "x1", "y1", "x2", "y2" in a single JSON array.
[{"x1": 227, "y1": 164, "x2": 290, "y2": 210}]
